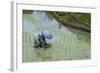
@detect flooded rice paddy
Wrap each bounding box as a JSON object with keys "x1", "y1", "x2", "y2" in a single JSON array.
[{"x1": 22, "y1": 11, "x2": 91, "y2": 62}]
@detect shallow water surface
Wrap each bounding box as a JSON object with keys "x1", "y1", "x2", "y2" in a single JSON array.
[{"x1": 22, "y1": 11, "x2": 91, "y2": 62}]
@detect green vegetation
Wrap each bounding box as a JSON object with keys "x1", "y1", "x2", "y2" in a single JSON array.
[
  {"x1": 49, "y1": 12, "x2": 91, "y2": 32},
  {"x1": 23, "y1": 10, "x2": 91, "y2": 32},
  {"x1": 22, "y1": 10, "x2": 91, "y2": 62},
  {"x1": 23, "y1": 23, "x2": 90, "y2": 62},
  {"x1": 23, "y1": 10, "x2": 40, "y2": 23}
]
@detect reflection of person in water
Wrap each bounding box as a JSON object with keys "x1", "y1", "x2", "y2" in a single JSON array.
[{"x1": 33, "y1": 30, "x2": 53, "y2": 48}]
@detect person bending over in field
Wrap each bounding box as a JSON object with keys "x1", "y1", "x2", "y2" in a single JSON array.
[{"x1": 33, "y1": 30, "x2": 53, "y2": 48}]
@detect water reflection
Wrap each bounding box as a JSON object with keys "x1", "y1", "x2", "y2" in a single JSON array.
[{"x1": 22, "y1": 11, "x2": 91, "y2": 62}]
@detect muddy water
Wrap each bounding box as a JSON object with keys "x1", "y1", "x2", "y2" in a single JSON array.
[{"x1": 22, "y1": 11, "x2": 90, "y2": 62}]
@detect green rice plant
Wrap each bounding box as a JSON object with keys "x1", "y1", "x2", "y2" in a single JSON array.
[
  {"x1": 22, "y1": 12, "x2": 91, "y2": 62},
  {"x1": 23, "y1": 13, "x2": 40, "y2": 23}
]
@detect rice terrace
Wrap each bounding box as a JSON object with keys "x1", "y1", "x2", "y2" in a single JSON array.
[{"x1": 22, "y1": 10, "x2": 91, "y2": 62}]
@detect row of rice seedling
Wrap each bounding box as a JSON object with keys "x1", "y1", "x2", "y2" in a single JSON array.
[{"x1": 23, "y1": 22, "x2": 90, "y2": 62}]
